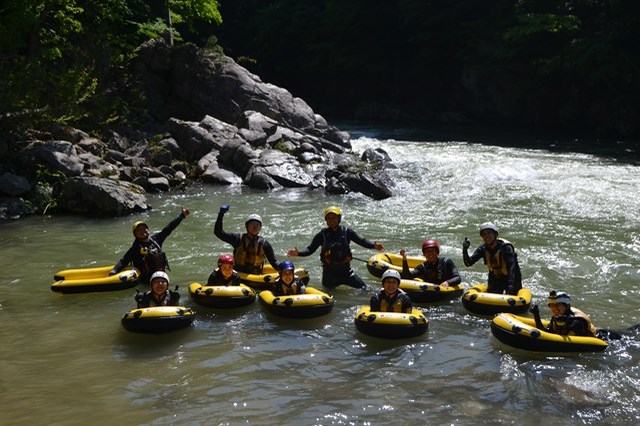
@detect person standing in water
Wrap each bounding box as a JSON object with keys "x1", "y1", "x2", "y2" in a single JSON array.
[
  {"x1": 287, "y1": 206, "x2": 384, "y2": 289},
  {"x1": 462, "y1": 222, "x2": 522, "y2": 295}
]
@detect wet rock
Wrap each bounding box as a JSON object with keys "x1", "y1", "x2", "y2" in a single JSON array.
[
  {"x1": 0, "y1": 173, "x2": 31, "y2": 197},
  {"x1": 60, "y1": 176, "x2": 149, "y2": 216}
]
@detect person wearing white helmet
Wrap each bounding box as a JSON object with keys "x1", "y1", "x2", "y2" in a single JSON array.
[
  {"x1": 110, "y1": 206, "x2": 190, "y2": 284},
  {"x1": 135, "y1": 271, "x2": 181, "y2": 308},
  {"x1": 462, "y1": 222, "x2": 522, "y2": 295},
  {"x1": 214, "y1": 204, "x2": 279, "y2": 274},
  {"x1": 287, "y1": 206, "x2": 384, "y2": 289},
  {"x1": 530, "y1": 291, "x2": 596, "y2": 337},
  {"x1": 369, "y1": 270, "x2": 412, "y2": 313}
]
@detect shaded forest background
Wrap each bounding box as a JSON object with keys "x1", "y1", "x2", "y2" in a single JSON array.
[{"x1": 1, "y1": 0, "x2": 639, "y2": 140}]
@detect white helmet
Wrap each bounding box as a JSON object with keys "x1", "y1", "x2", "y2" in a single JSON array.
[
  {"x1": 547, "y1": 290, "x2": 571, "y2": 305},
  {"x1": 381, "y1": 269, "x2": 401, "y2": 283},
  {"x1": 150, "y1": 271, "x2": 170, "y2": 285},
  {"x1": 245, "y1": 214, "x2": 262, "y2": 225},
  {"x1": 479, "y1": 222, "x2": 499, "y2": 235}
]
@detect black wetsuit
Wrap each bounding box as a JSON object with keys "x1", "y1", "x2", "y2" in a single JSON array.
[
  {"x1": 401, "y1": 257, "x2": 461, "y2": 286},
  {"x1": 463, "y1": 239, "x2": 522, "y2": 295},
  {"x1": 297, "y1": 225, "x2": 376, "y2": 289},
  {"x1": 214, "y1": 212, "x2": 279, "y2": 274},
  {"x1": 113, "y1": 213, "x2": 186, "y2": 284},
  {"x1": 207, "y1": 269, "x2": 240, "y2": 286}
]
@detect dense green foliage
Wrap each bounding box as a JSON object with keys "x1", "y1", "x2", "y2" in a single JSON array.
[
  {"x1": 0, "y1": 0, "x2": 220, "y2": 129},
  {"x1": 218, "y1": 0, "x2": 640, "y2": 138}
]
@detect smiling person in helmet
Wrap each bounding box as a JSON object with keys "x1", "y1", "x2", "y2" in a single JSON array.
[
  {"x1": 271, "y1": 260, "x2": 306, "y2": 296},
  {"x1": 399, "y1": 239, "x2": 461, "y2": 287},
  {"x1": 369, "y1": 270, "x2": 412, "y2": 313},
  {"x1": 135, "y1": 271, "x2": 181, "y2": 308},
  {"x1": 214, "y1": 204, "x2": 279, "y2": 274},
  {"x1": 207, "y1": 254, "x2": 240, "y2": 286},
  {"x1": 110, "y1": 206, "x2": 190, "y2": 285},
  {"x1": 462, "y1": 222, "x2": 522, "y2": 295},
  {"x1": 530, "y1": 291, "x2": 596, "y2": 337},
  {"x1": 287, "y1": 206, "x2": 384, "y2": 289}
]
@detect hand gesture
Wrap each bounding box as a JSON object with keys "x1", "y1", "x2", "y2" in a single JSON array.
[
  {"x1": 220, "y1": 204, "x2": 230, "y2": 214},
  {"x1": 182, "y1": 206, "x2": 190, "y2": 217},
  {"x1": 288, "y1": 247, "x2": 299, "y2": 257},
  {"x1": 400, "y1": 249, "x2": 407, "y2": 259},
  {"x1": 530, "y1": 303, "x2": 539, "y2": 315},
  {"x1": 463, "y1": 237, "x2": 470, "y2": 250}
]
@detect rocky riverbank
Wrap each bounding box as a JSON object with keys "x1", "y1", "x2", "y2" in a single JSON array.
[{"x1": 0, "y1": 39, "x2": 395, "y2": 221}]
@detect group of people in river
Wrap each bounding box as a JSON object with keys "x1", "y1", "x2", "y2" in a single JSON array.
[{"x1": 110, "y1": 204, "x2": 596, "y2": 338}]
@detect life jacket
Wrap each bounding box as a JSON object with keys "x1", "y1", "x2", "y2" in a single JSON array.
[
  {"x1": 321, "y1": 226, "x2": 352, "y2": 265},
  {"x1": 483, "y1": 238, "x2": 515, "y2": 278},
  {"x1": 378, "y1": 292, "x2": 406, "y2": 313},
  {"x1": 234, "y1": 234, "x2": 265, "y2": 273},
  {"x1": 139, "y1": 237, "x2": 169, "y2": 275},
  {"x1": 419, "y1": 258, "x2": 447, "y2": 283},
  {"x1": 274, "y1": 277, "x2": 304, "y2": 296},
  {"x1": 137, "y1": 290, "x2": 172, "y2": 308},
  {"x1": 549, "y1": 307, "x2": 596, "y2": 337}
]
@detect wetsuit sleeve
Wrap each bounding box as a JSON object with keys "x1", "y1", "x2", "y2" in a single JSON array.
[
  {"x1": 153, "y1": 213, "x2": 186, "y2": 246},
  {"x1": 501, "y1": 244, "x2": 518, "y2": 290},
  {"x1": 346, "y1": 228, "x2": 376, "y2": 249},
  {"x1": 444, "y1": 258, "x2": 462, "y2": 286},
  {"x1": 401, "y1": 258, "x2": 419, "y2": 280},
  {"x1": 568, "y1": 317, "x2": 590, "y2": 336},
  {"x1": 296, "y1": 231, "x2": 324, "y2": 257},
  {"x1": 463, "y1": 245, "x2": 485, "y2": 267},
  {"x1": 206, "y1": 272, "x2": 216, "y2": 285},
  {"x1": 214, "y1": 212, "x2": 242, "y2": 247},
  {"x1": 113, "y1": 244, "x2": 137, "y2": 273},
  {"x1": 370, "y1": 294, "x2": 381, "y2": 311},
  {"x1": 263, "y1": 240, "x2": 280, "y2": 270},
  {"x1": 402, "y1": 294, "x2": 413, "y2": 313}
]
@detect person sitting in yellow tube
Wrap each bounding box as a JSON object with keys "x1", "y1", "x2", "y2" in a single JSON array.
[
  {"x1": 271, "y1": 261, "x2": 306, "y2": 296},
  {"x1": 530, "y1": 291, "x2": 596, "y2": 337},
  {"x1": 110, "y1": 206, "x2": 190, "y2": 284},
  {"x1": 400, "y1": 239, "x2": 461, "y2": 287},
  {"x1": 369, "y1": 270, "x2": 412, "y2": 313},
  {"x1": 135, "y1": 271, "x2": 181, "y2": 308},
  {"x1": 207, "y1": 254, "x2": 240, "y2": 286}
]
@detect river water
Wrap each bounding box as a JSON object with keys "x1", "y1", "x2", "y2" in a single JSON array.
[{"x1": 2, "y1": 129, "x2": 640, "y2": 425}]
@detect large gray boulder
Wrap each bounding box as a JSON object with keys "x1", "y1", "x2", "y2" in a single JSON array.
[
  {"x1": 20, "y1": 140, "x2": 84, "y2": 177},
  {"x1": 0, "y1": 173, "x2": 31, "y2": 196},
  {"x1": 60, "y1": 177, "x2": 150, "y2": 216}
]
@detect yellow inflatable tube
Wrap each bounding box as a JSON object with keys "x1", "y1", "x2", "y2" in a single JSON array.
[
  {"x1": 238, "y1": 265, "x2": 310, "y2": 290},
  {"x1": 354, "y1": 306, "x2": 429, "y2": 339},
  {"x1": 188, "y1": 282, "x2": 256, "y2": 308},
  {"x1": 259, "y1": 287, "x2": 334, "y2": 318},
  {"x1": 52, "y1": 265, "x2": 139, "y2": 293},
  {"x1": 121, "y1": 306, "x2": 195, "y2": 333},
  {"x1": 491, "y1": 313, "x2": 607, "y2": 352},
  {"x1": 462, "y1": 283, "x2": 532, "y2": 315},
  {"x1": 366, "y1": 252, "x2": 423, "y2": 278}
]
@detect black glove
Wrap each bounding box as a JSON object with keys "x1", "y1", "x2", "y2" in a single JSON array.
[
  {"x1": 109, "y1": 269, "x2": 117, "y2": 276},
  {"x1": 220, "y1": 204, "x2": 230, "y2": 214},
  {"x1": 170, "y1": 291, "x2": 181, "y2": 304},
  {"x1": 530, "y1": 303, "x2": 539, "y2": 315},
  {"x1": 463, "y1": 238, "x2": 470, "y2": 250},
  {"x1": 134, "y1": 290, "x2": 143, "y2": 303}
]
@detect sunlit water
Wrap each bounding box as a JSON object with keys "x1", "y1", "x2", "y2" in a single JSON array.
[{"x1": 2, "y1": 130, "x2": 640, "y2": 425}]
